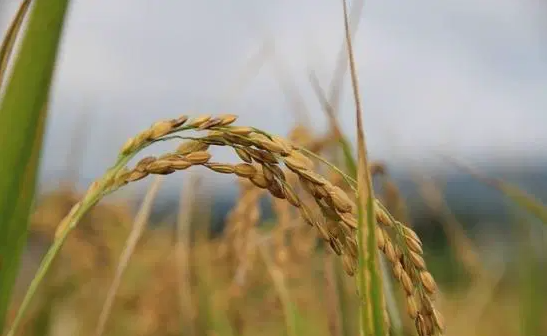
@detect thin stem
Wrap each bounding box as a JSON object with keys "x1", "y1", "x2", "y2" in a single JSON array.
[
  {"x1": 297, "y1": 146, "x2": 357, "y2": 188},
  {"x1": 256, "y1": 233, "x2": 298, "y2": 336},
  {"x1": 176, "y1": 173, "x2": 201, "y2": 336},
  {"x1": 94, "y1": 176, "x2": 163, "y2": 336},
  {"x1": 6, "y1": 150, "x2": 138, "y2": 336},
  {"x1": 340, "y1": 0, "x2": 385, "y2": 334}
]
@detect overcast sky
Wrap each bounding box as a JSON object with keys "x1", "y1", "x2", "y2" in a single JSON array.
[{"x1": 2, "y1": 0, "x2": 546, "y2": 187}]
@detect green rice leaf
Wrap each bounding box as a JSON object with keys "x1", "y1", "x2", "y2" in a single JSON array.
[{"x1": 0, "y1": 0, "x2": 71, "y2": 331}]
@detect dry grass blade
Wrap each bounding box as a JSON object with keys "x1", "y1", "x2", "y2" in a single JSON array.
[
  {"x1": 266, "y1": 37, "x2": 311, "y2": 126},
  {"x1": 256, "y1": 233, "x2": 299, "y2": 336},
  {"x1": 447, "y1": 264, "x2": 506, "y2": 336},
  {"x1": 323, "y1": 253, "x2": 343, "y2": 336},
  {"x1": 340, "y1": 0, "x2": 386, "y2": 334},
  {"x1": 308, "y1": 71, "x2": 356, "y2": 176},
  {"x1": 176, "y1": 173, "x2": 201, "y2": 336},
  {"x1": 94, "y1": 176, "x2": 163, "y2": 336},
  {"x1": 328, "y1": 0, "x2": 365, "y2": 112},
  {"x1": 220, "y1": 38, "x2": 269, "y2": 108},
  {"x1": 414, "y1": 173, "x2": 484, "y2": 277}
]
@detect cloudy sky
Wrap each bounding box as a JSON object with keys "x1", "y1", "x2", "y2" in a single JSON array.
[{"x1": 2, "y1": 0, "x2": 546, "y2": 187}]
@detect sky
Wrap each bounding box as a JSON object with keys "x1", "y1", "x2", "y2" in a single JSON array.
[{"x1": 1, "y1": 0, "x2": 546, "y2": 190}]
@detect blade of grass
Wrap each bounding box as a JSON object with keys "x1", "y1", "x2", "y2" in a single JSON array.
[
  {"x1": 517, "y1": 222, "x2": 542, "y2": 336},
  {"x1": 328, "y1": 0, "x2": 365, "y2": 113},
  {"x1": 323, "y1": 253, "x2": 343, "y2": 336},
  {"x1": 94, "y1": 176, "x2": 163, "y2": 336},
  {"x1": 447, "y1": 262, "x2": 506, "y2": 335},
  {"x1": 238, "y1": 16, "x2": 312, "y2": 125},
  {"x1": 265, "y1": 37, "x2": 311, "y2": 126},
  {"x1": 193, "y1": 241, "x2": 234, "y2": 336},
  {"x1": 310, "y1": 69, "x2": 403, "y2": 336},
  {"x1": 0, "y1": 0, "x2": 32, "y2": 87},
  {"x1": 443, "y1": 156, "x2": 547, "y2": 225},
  {"x1": 340, "y1": 0, "x2": 386, "y2": 335},
  {"x1": 308, "y1": 71, "x2": 356, "y2": 176},
  {"x1": 2, "y1": 105, "x2": 46, "y2": 334},
  {"x1": 333, "y1": 257, "x2": 356, "y2": 336},
  {"x1": 256, "y1": 234, "x2": 299, "y2": 336},
  {"x1": 413, "y1": 173, "x2": 485, "y2": 278},
  {"x1": 176, "y1": 173, "x2": 201, "y2": 336},
  {"x1": 0, "y1": 0, "x2": 71, "y2": 332},
  {"x1": 379, "y1": 256, "x2": 402, "y2": 334},
  {"x1": 495, "y1": 182, "x2": 547, "y2": 224},
  {"x1": 220, "y1": 38, "x2": 270, "y2": 108},
  {"x1": 508, "y1": 208, "x2": 546, "y2": 336}
]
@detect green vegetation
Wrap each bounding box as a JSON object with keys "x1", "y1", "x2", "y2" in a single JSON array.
[{"x1": 0, "y1": 0, "x2": 71, "y2": 332}]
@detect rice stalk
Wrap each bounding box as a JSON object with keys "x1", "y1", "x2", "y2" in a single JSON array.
[
  {"x1": 221, "y1": 179, "x2": 263, "y2": 334},
  {"x1": 327, "y1": 0, "x2": 365, "y2": 113},
  {"x1": 176, "y1": 173, "x2": 201, "y2": 336},
  {"x1": 447, "y1": 263, "x2": 505, "y2": 335},
  {"x1": 220, "y1": 36, "x2": 270, "y2": 108},
  {"x1": 380, "y1": 176, "x2": 410, "y2": 227},
  {"x1": 272, "y1": 195, "x2": 291, "y2": 270},
  {"x1": 375, "y1": 202, "x2": 444, "y2": 336},
  {"x1": 443, "y1": 156, "x2": 547, "y2": 225},
  {"x1": 94, "y1": 176, "x2": 163, "y2": 336},
  {"x1": 256, "y1": 232, "x2": 299, "y2": 336},
  {"x1": 266, "y1": 38, "x2": 311, "y2": 126},
  {"x1": 512, "y1": 210, "x2": 546, "y2": 336},
  {"x1": 333, "y1": 256, "x2": 356, "y2": 336},
  {"x1": 307, "y1": 71, "x2": 356, "y2": 176},
  {"x1": 323, "y1": 252, "x2": 343, "y2": 336},
  {"x1": 340, "y1": 0, "x2": 386, "y2": 334},
  {"x1": 309, "y1": 64, "x2": 404, "y2": 336},
  {"x1": 414, "y1": 174, "x2": 484, "y2": 278},
  {"x1": 9, "y1": 113, "x2": 441, "y2": 335}
]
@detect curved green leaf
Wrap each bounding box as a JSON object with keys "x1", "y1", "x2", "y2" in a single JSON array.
[{"x1": 0, "y1": 0, "x2": 71, "y2": 331}]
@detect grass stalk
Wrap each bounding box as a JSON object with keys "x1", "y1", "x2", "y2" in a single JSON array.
[
  {"x1": 94, "y1": 176, "x2": 163, "y2": 336},
  {"x1": 333, "y1": 258, "x2": 355, "y2": 336},
  {"x1": 444, "y1": 156, "x2": 547, "y2": 225},
  {"x1": 6, "y1": 150, "x2": 137, "y2": 335},
  {"x1": 514, "y1": 212, "x2": 545, "y2": 336},
  {"x1": 323, "y1": 253, "x2": 343, "y2": 336},
  {"x1": 327, "y1": 0, "x2": 365, "y2": 112},
  {"x1": 307, "y1": 71, "x2": 357, "y2": 176},
  {"x1": 340, "y1": 0, "x2": 386, "y2": 335},
  {"x1": 257, "y1": 235, "x2": 299, "y2": 336},
  {"x1": 414, "y1": 174, "x2": 484, "y2": 277},
  {"x1": 176, "y1": 173, "x2": 201, "y2": 336},
  {"x1": 310, "y1": 68, "x2": 404, "y2": 336}
]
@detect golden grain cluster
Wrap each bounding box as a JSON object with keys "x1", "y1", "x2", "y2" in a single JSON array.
[
  {"x1": 14, "y1": 113, "x2": 447, "y2": 336},
  {"x1": 106, "y1": 113, "x2": 445, "y2": 336}
]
